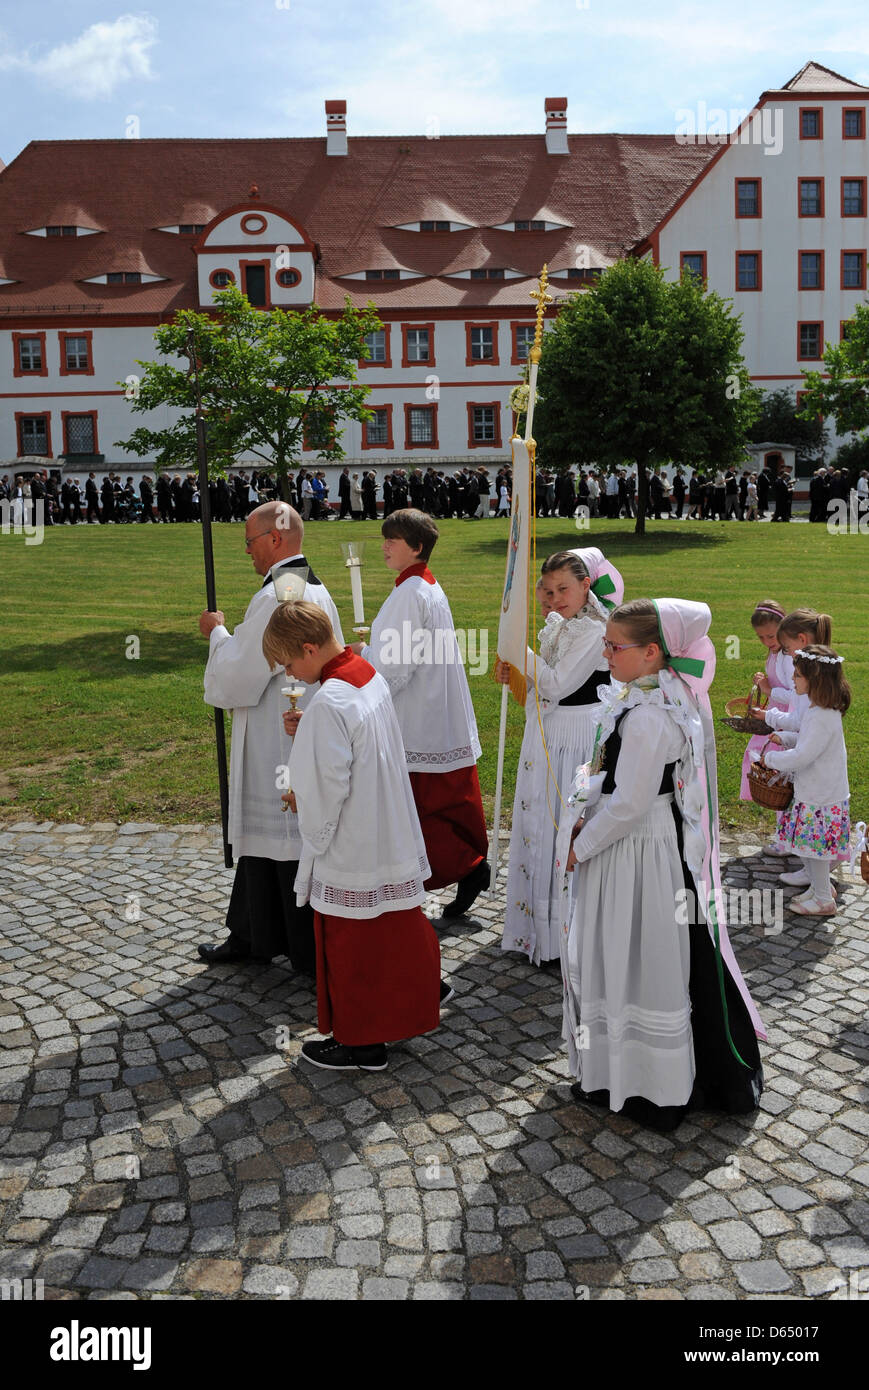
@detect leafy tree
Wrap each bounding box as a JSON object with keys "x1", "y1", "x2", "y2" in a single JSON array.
[
  {"x1": 748, "y1": 387, "x2": 827, "y2": 469},
  {"x1": 534, "y1": 258, "x2": 762, "y2": 533},
  {"x1": 799, "y1": 303, "x2": 869, "y2": 445},
  {"x1": 116, "y1": 286, "x2": 382, "y2": 500},
  {"x1": 831, "y1": 434, "x2": 869, "y2": 484}
]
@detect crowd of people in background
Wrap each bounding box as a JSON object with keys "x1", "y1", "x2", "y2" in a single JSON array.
[{"x1": 2, "y1": 460, "x2": 866, "y2": 527}]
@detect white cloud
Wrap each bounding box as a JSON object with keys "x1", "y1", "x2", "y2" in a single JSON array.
[{"x1": 1, "y1": 14, "x2": 158, "y2": 99}]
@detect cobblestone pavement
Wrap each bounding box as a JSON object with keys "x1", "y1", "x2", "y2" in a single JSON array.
[{"x1": 1, "y1": 820, "x2": 867, "y2": 1302}]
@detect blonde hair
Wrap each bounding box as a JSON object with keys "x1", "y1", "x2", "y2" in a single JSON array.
[
  {"x1": 262, "y1": 601, "x2": 335, "y2": 667},
  {"x1": 778, "y1": 608, "x2": 833, "y2": 646},
  {"x1": 610, "y1": 598, "x2": 662, "y2": 650}
]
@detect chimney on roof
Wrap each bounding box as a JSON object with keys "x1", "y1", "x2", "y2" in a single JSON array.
[
  {"x1": 326, "y1": 100, "x2": 348, "y2": 156},
  {"x1": 545, "y1": 97, "x2": 568, "y2": 155}
]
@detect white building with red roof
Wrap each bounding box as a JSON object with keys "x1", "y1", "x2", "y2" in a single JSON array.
[{"x1": 1, "y1": 63, "x2": 866, "y2": 483}]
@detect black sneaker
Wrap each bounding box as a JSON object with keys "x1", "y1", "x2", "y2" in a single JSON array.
[
  {"x1": 300, "y1": 1038, "x2": 388, "y2": 1071},
  {"x1": 439, "y1": 979, "x2": 455, "y2": 1006},
  {"x1": 441, "y1": 859, "x2": 491, "y2": 918}
]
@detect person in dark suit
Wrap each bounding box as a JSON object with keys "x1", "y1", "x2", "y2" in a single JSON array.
[
  {"x1": 672, "y1": 469, "x2": 685, "y2": 518},
  {"x1": 338, "y1": 467, "x2": 351, "y2": 519},
  {"x1": 756, "y1": 468, "x2": 770, "y2": 518},
  {"x1": 362, "y1": 471, "x2": 378, "y2": 520},
  {"x1": 85, "y1": 472, "x2": 100, "y2": 524},
  {"x1": 156, "y1": 473, "x2": 173, "y2": 523},
  {"x1": 139, "y1": 476, "x2": 155, "y2": 521}
]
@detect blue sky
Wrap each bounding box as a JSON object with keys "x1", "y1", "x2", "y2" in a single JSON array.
[{"x1": 1, "y1": 0, "x2": 868, "y2": 164}]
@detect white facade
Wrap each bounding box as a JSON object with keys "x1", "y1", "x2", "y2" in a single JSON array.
[{"x1": 650, "y1": 72, "x2": 869, "y2": 460}]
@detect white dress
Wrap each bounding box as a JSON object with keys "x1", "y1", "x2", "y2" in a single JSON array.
[
  {"x1": 563, "y1": 693, "x2": 696, "y2": 1110},
  {"x1": 501, "y1": 599, "x2": 609, "y2": 965}
]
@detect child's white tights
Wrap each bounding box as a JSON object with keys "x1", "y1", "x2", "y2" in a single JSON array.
[{"x1": 801, "y1": 857, "x2": 833, "y2": 904}]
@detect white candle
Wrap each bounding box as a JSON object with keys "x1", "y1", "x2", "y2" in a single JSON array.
[{"x1": 348, "y1": 561, "x2": 365, "y2": 625}]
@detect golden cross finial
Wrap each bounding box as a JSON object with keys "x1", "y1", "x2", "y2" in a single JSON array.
[{"x1": 528, "y1": 264, "x2": 553, "y2": 363}]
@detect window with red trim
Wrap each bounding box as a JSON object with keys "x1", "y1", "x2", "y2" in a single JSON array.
[
  {"x1": 735, "y1": 179, "x2": 761, "y2": 218},
  {"x1": 511, "y1": 322, "x2": 536, "y2": 364},
  {"x1": 841, "y1": 320, "x2": 854, "y2": 341},
  {"x1": 842, "y1": 251, "x2": 866, "y2": 290},
  {"x1": 13, "y1": 332, "x2": 47, "y2": 377},
  {"x1": 798, "y1": 178, "x2": 824, "y2": 216},
  {"x1": 800, "y1": 107, "x2": 822, "y2": 139},
  {"x1": 16, "y1": 412, "x2": 51, "y2": 456},
  {"x1": 62, "y1": 411, "x2": 99, "y2": 456},
  {"x1": 404, "y1": 404, "x2": 438, "y2": 448},
  {"x1": 736, "y1": 252, "x2": 762, "y2": 291},
  {"x1": 362, "y1": 406, "x2": 394, "y2": 450},
  {"x1": 842, "y1": 177, "x2": 866, "y2": 216},
  {"x1": 302, "y1": 414, "x2": 336, "y2": 452},
  {"x1": 843, "y1": 108, "x2": 865, "y2": 139},
  {"x1": 679, "y1": 252, "x2": 706, "y2": 283},
  {"x1": 799, "y1": 251, "x2": 824, "y2": 290},
  {"x1": 467, "y1": 403, "x2": 502, "y2": 449},
  {"x1": 797, "y1": 322, "x2": 823, "y2": 360},
  {"x1": 209, "y1": 268, "x2": 236, "y2": 288},
  {"x1": 359, "y1": 327, "x2": 391, "y2": 368},
  {"x1": 465, "y1": 322, "x2": 499, "y2": 366},
  {"x1": 401, "y1": 324, "x2": 434, "y2": 367},
  {"x1": 59, "y1": 331, "x2": 94, "y2": 376},
  {"x1": 276, "y1": 268, "x2": 301, "y2": 288}
]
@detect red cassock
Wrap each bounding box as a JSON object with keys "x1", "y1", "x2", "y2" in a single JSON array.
[
  {"x1": 408, "y1": 766, "x2": 488, "y2": 891},
  {"x1": 314, "y1": 907, "x2": 441, "y2": 1046}
]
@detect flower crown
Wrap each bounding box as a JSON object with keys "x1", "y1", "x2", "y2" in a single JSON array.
[{"x1": 794, "y1": 651, "x2": 844, "y2": 665}]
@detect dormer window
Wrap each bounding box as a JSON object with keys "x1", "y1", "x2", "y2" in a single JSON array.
[
  {"x1": 470, "y1": 268, "x2": 505, "y2": 280},
  {"x1": 340, "y1": 268, "x2": 423, "y2": 281},
  {"x1": 514, "y1": 220, "x2": 545, "y2": 232},
  {"x1": 47, "y1": 225, "x2": 79, "y2": 238},
  {"x1": 565, "y1": 267, "x2": 602, "y2": 280},
  {"x1": 26, "y1": 225, "x2": 99, "y2": 238},
  {"x1": 394, "y1": 220, "x2": 473, "y2": 233},
  {"x1": 451, "y1": 267, "x2": 523, "y2": 280},
  {"x1": 491, "y1": 218, "x2": 569, "y2": 232},
  {"x1": 366, "y1": 269, "x2": 400, "y2": 280},
  {"x1": 179, "y1": 224, "x2": 205, "y2": 235},
  {"x1": 108, "y1": 272, "x2": 142, "y2": 284}
]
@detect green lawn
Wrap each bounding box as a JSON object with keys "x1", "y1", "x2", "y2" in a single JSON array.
[{"x1": 0, "y1": 517, "x2": 864, "y2": 832}]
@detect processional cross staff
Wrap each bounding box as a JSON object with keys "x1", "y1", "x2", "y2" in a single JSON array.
[
  {"x1": 185, "y1": 326, "x2": 232, "y2": 868},
  {"x1": 489, "y1": 265, "x2": 553, "y2": 885}
]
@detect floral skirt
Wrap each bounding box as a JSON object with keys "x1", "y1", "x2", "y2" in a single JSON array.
[{"x1": 776, "y1": 800, "x2": 850, "y2": 861}]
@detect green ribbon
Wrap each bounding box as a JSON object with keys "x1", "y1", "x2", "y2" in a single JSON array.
[
  {"x1": 651, "y1": 599, "x2": 706, "y2": 680},
  {"x1": 590, "y1": 574, "x2": 616, "y2": 609}
]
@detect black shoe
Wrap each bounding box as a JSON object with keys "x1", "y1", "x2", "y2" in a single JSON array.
[
  {"x1": 440, "y1": 979, "x2": 455, "y2": 1006},
  {"x1": 441, "y1": 860, "x2": 491, "y2": 918},
  {"x1": 300, "y1": 1038, "x2": 387, "y2": 1071},
  {"x1": 570, "y1": 1082, "x2": 610, "y2": 1110},
  {"x1": 197, "y1": 939, "x2": 252, "y2": 964}
]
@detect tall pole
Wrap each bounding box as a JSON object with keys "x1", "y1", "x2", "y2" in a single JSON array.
[
  {"x1": 187, "y1": 327, "x2": 233, "y2": 869},
  {"x1": 490, "y1": 266, "x2": 553, "y2": 886}
]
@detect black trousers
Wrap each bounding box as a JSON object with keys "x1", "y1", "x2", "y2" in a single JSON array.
[{"x1": 225, "y1": 855, "x2": 315, "y2": 973}]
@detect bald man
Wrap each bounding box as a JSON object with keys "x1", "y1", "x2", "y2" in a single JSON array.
[{"x1": 197, "y1": 502, "x2": 344, "y2": 970}]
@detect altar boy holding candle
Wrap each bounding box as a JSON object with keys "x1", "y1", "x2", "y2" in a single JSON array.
[
  {"x1": 262, "y1": 601, "x2": 441, "y2": 1070},
  {"x1": 357, "y1": 508, "x2": 490, "y2": 917}
]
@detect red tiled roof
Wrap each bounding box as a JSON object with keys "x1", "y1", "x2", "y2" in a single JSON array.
[{"x1": 0, "y1": 134, "x2": 714, "y2": 318}]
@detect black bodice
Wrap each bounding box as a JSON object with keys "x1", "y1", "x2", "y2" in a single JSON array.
[
  {"x1": 559, "y1": 668, "x2": 611, "y2": 707},
  {"x1": 601, "y1": 710, "x2": 675, "y2": 795}
]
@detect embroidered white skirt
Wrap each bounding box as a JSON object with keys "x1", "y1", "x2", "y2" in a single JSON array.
[
  {"x1": 502, "y1": 703, "x2": 601, "y2": 965},
  {"x1": 561, "y1": 792, "x2": 695, "y2": 1111}
]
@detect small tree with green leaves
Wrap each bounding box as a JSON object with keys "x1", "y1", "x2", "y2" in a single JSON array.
[
  {"x1": 534, "y1": 257, "x2": 762, "y2": 534},
  {"x1": 116, "y1": 286, "x2": 382, "y2": 501}
]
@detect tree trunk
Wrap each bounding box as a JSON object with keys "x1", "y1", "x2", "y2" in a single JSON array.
[
  {"x1": 634, "y1": 458, "x2": 648, "y2": 536},
  {"x1": 277, "y1": 468, "x2": 292, "y2": 504}
]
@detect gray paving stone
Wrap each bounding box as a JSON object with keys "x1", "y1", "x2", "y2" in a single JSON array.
[
  {"x1": 734, "y1": 1260, "x2": 793, "y2": 1293},
  {"x1": 301, "y1": 1269, "x2": 359, "y2": 1300}
]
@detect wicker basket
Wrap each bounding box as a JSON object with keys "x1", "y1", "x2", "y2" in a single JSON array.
[
  {"x1": 747, "y1": 738, "x2": 793, "y2": 810},
  {"x1": 723, "y1": 683, "x2": 770, "y2": 735}
]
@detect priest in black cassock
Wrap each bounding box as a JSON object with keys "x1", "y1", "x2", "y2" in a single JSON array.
[{"x1": 197, "y1": 501, "x2": 343, "y2": 971}]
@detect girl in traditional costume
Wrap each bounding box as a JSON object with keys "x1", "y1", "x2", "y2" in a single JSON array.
[
  {"x1": 739, "y1": 599, "x2": 791, "y2": 855},
  {"x1": 561, "y1": 598, "x2": 765, "y2": 1131},
  {"x1": 497, "y1": 548, "x2": 623, "y2": 967},
  {"x1": 760, "y1": 646, "x2": 850, "y2": 918}
]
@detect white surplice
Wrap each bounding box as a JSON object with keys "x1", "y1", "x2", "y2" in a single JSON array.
[
  {"x1": 289, "y1": 667, "x2": 430, "y2": 917},
  {"x1": 203, "y1": 558, "x2": 343, "y2": 860},
  {"x1": 362, "y1": 570, "x2": 481, "y2": 771}
]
